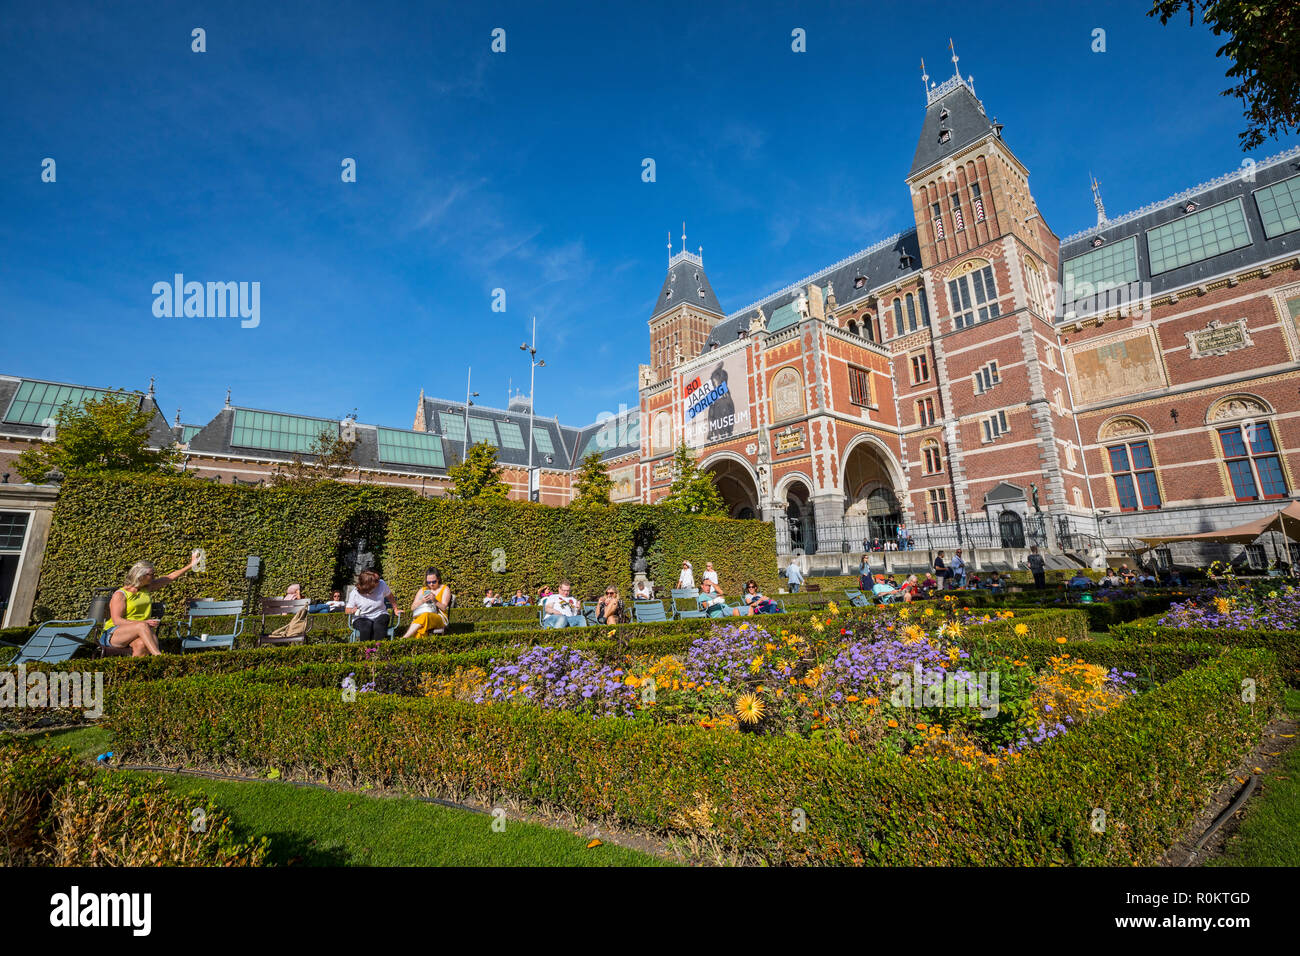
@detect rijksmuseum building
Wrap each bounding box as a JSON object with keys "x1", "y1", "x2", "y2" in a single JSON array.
[{"x1": 4, "y1": 63, "x2": 1300, "y2": 593}]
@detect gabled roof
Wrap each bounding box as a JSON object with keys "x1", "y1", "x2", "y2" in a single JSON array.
[
  {"x1": 0, "y1": 373, "x2": 175, "y2": 447},
  {"x1": 909, "y1": 77, "x2": 999, "y2": 180},
  {"x1": 650, "y1": 252, "x2": 723, "y2": 321}
]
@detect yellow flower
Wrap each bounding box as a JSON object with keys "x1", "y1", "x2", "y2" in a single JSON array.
[
  {"x1": 887, "y1": 718, "x2": 899, "y2": 728},
  {"x1": 1055, "y1": 637, "x2": 1067, "y2": 644},
  {"x1": 735, "y1": 693, "x2": 765, "y2": 724},
  {"x1": 1014, "y1": 623, "x2": 1028, "y2": 636},
  {"x1": 750, "y1": 656, "x2": 765, "y2": 673},
  {"x1": 738, "y1": 622, "x2": 749, "y2": 631}
]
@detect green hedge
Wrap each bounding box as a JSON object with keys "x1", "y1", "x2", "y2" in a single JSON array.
[
  {"x1": 1112, "y1": 615, "x2": 1300, "y2": 678},
  {"x1": 105, "y1": 643, "x2": 1280, "y2": 865},
  {"x1": 32, "y1": 473, "x2": 779, "y2": 624}
]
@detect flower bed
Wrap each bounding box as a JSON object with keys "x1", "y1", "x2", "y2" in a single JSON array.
[{"x1": 105, "y1": 639, "x2": 1281, "y2": 865}]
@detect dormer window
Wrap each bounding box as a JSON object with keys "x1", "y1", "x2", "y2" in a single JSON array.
[
  {"x1": 665, "y1": 288, "x2": 673, "y2": 298},
  {"x1": 698, "y1": 288, "x2": 706, "y2": 299},
  {"x1": 1183, "y1": 201, "x2": 1198, "y2": 214},
  {"x1": 854, "y1": 273, "x2": 867, "y2": 289},
  {"x1": 1091, "y1": 236, "x2": 1105, "y2": 247},
  {"x1": 900, "y1": 253, "x2": 913, "y2": 268},
  {"x1": 938, "y1": 127, "x2": 951, "y2": 144},
  {"x1": 939, "y1": 107, "x2": 949, "y2": 121}
]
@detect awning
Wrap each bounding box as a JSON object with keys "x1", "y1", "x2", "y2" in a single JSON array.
[{"x1": 1136, "y1": 500, "x2": 1300, "y2": 547}]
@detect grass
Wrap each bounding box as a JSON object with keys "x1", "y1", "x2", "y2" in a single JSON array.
[
  {"x1": 1210, "y1": 689, "x2": 1300, "y2": 867},
  {"x1": 13, "y1": 727, "x2": 670, "y2": 867}
]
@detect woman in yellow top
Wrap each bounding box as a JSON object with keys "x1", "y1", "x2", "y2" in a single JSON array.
[
  {"x1": 399, "y1": 567, "x2": 452, "y2": 639},
  {"x1": 103, "y1": 555, "x2": 198, "y2": 656}
]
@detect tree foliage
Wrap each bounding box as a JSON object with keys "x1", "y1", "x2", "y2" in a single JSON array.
[
  {"x1": 1149, "y1": 0, "x2": 1300, "y2": 149},
  {"x1": 661, "y1": 440, "x2": 726, "y2": 516},
  {"x1": 270, "y1": 427, "x2": 359, "y2": 486},
  {"x1": 447, "y1": 442, "x2": 510, "y2": 502},
  {"x1": 570, "y1": 452, "x2": 613, "y2": 508},
  {"x1": 13, "y1": 391, "x2": 180, "y2": 483}
]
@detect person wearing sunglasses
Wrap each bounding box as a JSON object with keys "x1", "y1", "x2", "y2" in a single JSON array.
[
  {"x1": 595, "y1": 586, "x2": 623, "y2": 625},
  {"x1": 742, "y1": 579, "x2": 781, "y2": 615},
  {"x1": 400, "y1": 567, "x2": 452, "y2": 639}
]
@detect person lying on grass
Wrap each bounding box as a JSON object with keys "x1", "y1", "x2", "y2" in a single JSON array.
[{"x1": 102, "y1": 555, "x2": 198, "y2": 656}]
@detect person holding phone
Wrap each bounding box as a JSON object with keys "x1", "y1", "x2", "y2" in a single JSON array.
[
  {"x1": 400, "y1": 567, "x2": 451, "y2": 639},
  {"x1": 101, "y1": 555, "x2": 198, "y2": 656}
]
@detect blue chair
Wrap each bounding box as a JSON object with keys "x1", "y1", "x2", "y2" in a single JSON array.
[
  {"x1": 177, "y1": 600, "x2": 245, "y2": 653},
  {"x1": 633, "y1": 600, "x2": 668, "y2": 623},
  {"x1": 347, "y1": 609, "x2": 403, "y2": 642},
  {"x1": 844, "y1": 589, "x2": 872, "y2": 608},
  {"x1": 669, "y1": 587, "x2": 699, "y2": 619},
  {"x1": 0, "y1": 620, "x2": 97, "y2": 665}
]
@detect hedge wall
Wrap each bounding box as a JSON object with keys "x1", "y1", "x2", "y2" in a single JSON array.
[
  {"x1": 105, "y1": 643, "x2": 1281, "y2": 865},
  {"x1": 33, "y1": 473, "x2": 778, "y2": 623}
]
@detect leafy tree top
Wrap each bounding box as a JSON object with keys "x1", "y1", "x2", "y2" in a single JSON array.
[
  {"x1": 661, "y1": 439, "x2": 726, "y2": 516},
  {"x1": 270, "y1": 428, "x2": 359, "y2": 486},
  {"x1": 571, "y1": 451, "x2": 613, "y2": 508},
  {"x1": 13, "y1": 390, "x2": 180, "y2": 483},
  {"x1": 447, "y1": 442, "x2": 511, "y2": 502}
]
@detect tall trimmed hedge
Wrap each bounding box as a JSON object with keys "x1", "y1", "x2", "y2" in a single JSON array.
[{"x1": 33, "y1": 473, "x2": 778, "y2": 622}]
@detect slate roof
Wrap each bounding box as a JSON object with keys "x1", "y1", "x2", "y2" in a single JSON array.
[
  {"x1": 185, "y1": 405, "x2": 452, "y2": 477},
  {"x1": 650, "y1": 253, "x2": 723, "y2": 321},
  {"x1": 703, "y1": 231, "x2": 923, "y2": 352},
  {"x1": 0, "y1": 374, "x2": 175, "y2": 447},
  {"x1": 909, "y1": 77, "x2": 999, "y2": 180},
  {"x1": 1058, "y1": 146, "x2": 1300, "y2": 318}
]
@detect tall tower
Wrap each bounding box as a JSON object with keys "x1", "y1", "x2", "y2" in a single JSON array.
[
  {"x1": 647, "y1": 226, "x2": 724, "y2": 385},
  {"x1": 904, "y1": 48, "x2": 1070, "y2": 540}
]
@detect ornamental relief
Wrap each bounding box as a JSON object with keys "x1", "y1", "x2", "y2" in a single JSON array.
[
  {"x1": 1207, "y1": 396, "x2": 1269, "y2": 423},
  {"x1": 1184, "y1": 318, "x2": 1252, "y2": 359},
  {"x1": 769, "y1": 366, "x2": 805, "y2": 422}
]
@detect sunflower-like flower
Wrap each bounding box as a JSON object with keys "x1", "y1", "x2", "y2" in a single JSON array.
[
  {"x1": 1014, "y1": 623, "x2": 1029, "y2": 636},
  {"x1": 735, "y1": 693, "x2": 765, "y2": 724}
]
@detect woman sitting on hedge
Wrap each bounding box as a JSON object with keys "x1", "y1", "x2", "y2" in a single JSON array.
[
  {"x1": 102, "y1": 555, "x2": 198, "y2": 656},
  {"x1": 345, "y1": 570, "x2": 398, "y2": 642},
  {"x1": 400, "y1": 568, "x2": 451, "y2": 640}
]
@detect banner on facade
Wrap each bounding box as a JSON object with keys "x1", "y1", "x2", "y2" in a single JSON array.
[{"x1": 681, "y1": 351, "x2": 751, "y2": 448}]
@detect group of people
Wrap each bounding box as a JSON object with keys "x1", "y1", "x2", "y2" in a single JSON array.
[{"x1": 862, "y1": 525, "x2": 914, "y2": 552}]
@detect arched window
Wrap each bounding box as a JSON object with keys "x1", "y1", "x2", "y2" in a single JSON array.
[
  {"x1": 1025, "y1": 258, "x2": 1049, "y2": 318},
  {"x1": 863, "y1": 313, "x2": 877, "y2": 342},
  {"x1": 847, "y1": 319, "x2": 859, "y2": 337},
  {"x1": 1100, "y1": 417, "x2": 1160, "y2": 511},
  {"x1": 905, "y1": 293, "x2": 919, "y2": 332},
  {"x1": 892, "y1": 297, "x2": 903, "y2": 338},
  {"x1": 921, "y1": 439, "x2": 943, "y2": 475},
  {"x1": 1208, "y1": 396, "x2": 1287, "y2": 501}
]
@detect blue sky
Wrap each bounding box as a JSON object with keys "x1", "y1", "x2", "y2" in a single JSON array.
[{"x1": 3, "y1": 0, "x2": 1297, "y2": 432}]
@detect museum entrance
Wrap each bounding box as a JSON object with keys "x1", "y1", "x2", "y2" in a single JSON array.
[
  {"x1": 843, "y1": 441, "x2": 904, "y2": 550},
  {"x1": 702, "y1": 457, "x2": 761, "y2": 520}
]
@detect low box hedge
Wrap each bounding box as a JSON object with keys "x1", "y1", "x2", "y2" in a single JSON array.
[
  {"x1": 1112, "y1": 615, "x2": 1300, "y2": 678},
  {"x1": 0, "y1": 738, "x2": 266, "y2": 866},
  {"x1": 105, "y1": 642, "x2": 1281, "y2": 865}
]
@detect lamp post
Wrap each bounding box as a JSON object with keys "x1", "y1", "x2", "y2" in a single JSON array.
[
  {"x1": 462, "y1": 368, "x2": 479, "y2": 456},
  {"x1": 520, "y1": 316, "x2": 545, "y2": 502}
]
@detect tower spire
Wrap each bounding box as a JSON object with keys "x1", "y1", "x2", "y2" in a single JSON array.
[
  {"x1": 920, "y1": 57, "x2": 929, "y2": 96},
  {"x1": 949, "y1": 38, "x2": 960, "y2": 78},
  {"x1": 1091, "y1": 172, "x2": 1107, "y2": 226},
  {"x1": 681, "y1": 221, "x2": 687, "y2": 255},
  {"x1": 667, "y1": 230, "x2": 673, "y2": 266}
]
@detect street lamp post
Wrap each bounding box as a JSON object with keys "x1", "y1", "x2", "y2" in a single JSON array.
[
  {"x1": 462, "y1": 368, "x2": 479, "y2": 456},
  {"x1": 520, "y1": 316, "x2": 545, "y2": 502}
]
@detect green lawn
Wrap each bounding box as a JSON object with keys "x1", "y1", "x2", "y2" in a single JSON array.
[
  {"x1": 1209, "y1": 689, "x2": 1300, "y2": 867},
  {"x1": 15, "y1": 728, "x2": 670, "y2": 867}
]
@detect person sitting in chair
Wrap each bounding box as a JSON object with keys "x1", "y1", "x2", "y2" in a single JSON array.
[
  {"x1": 633, "y1": 579, "x2": 654, "y2": 600},
  {"x1": 699, "y1": 580, "x2": 750, "y2": 617},
  {"x1": 871, "y1": 574, "x2": 908, "y2": 604},
  {"x1": 400, "y1": 568, "x2": 451, "y2": 639},
  {"x1": 595, "y1": 587, "x2": 623, "y2": 625},
  {"x1": 742, "y1": 580, "x2": 781, "y2": 614},
  {"x1": 346, "y1": 570, "x2": 398, "y2": 642},
  {"x1": 101, "y1": 555, "x2": 198, "y2": 657},
  {"x1": 541, "y1": 580, "x2": 587, "y2": 628},
  {"x1": 309, "y1": 589, "x2": 346, "y2": 613}
]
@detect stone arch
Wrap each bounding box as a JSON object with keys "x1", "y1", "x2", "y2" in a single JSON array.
[
  {"x1": 1206, "y1": 394, "x2": 1273, "y2": 425},
  {"x1": 840, "y1": 433, "x2": 907, "y2": 495},
  {"x1": 699, "y1": 451, "x2": 761, "y2": 520},
  {"x1": 949, "y1": 256, "x2": 993, "y2": 279},
  {"x1": 1098, "y1": 414, "x2": 1151, "y2": 441}
]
